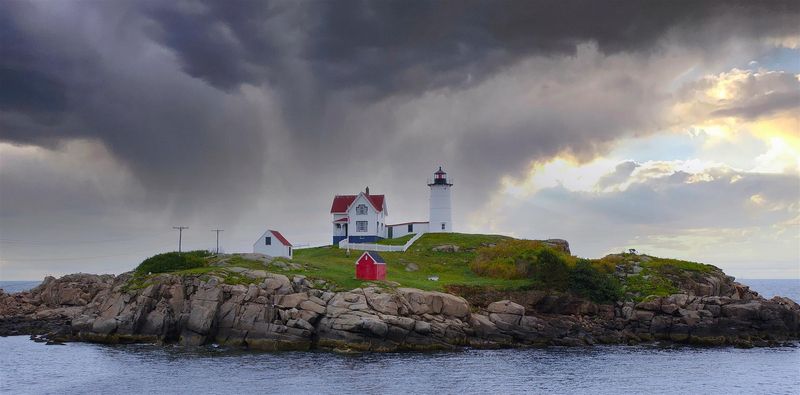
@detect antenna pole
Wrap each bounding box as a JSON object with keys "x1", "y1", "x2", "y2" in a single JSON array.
[
  {"x1": 172, "y1": 226, "x2": 188, "y2": 252},
  {"x1": 211, "y1": 229, "x2": 224, "y2": 254}
]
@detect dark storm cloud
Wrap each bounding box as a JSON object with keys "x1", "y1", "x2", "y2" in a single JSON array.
[
  {"x1": 0, "y1": 0, "x2": 798, "y2": 223},
  {"x1": 142, "y1": 0, "x2": 799, "y2": 95},
  {"x1": 0, "y1": 1, "x2": 275, "y2": 218}
]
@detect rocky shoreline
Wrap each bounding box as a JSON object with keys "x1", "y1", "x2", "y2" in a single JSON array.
[{"x1": 1, "y1": 270, "x2": 798, "y2": 351}]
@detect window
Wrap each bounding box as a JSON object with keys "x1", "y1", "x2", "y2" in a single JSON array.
[
  {"x1": 356, "y1": 204, "x2": 368, "y2": 215},
  {"x1": 356, "y1": 221, "x2": 368, "y2": 232},
  {"x1": 441, "y1": 223, "x2": 446, "y2": 230},
  {"x1": 336, "y1": 223, "x2": 341, "y2": 229},
  {"x1": 265, "y1": 236, "x2": 272, "y2": 245},
  {"x1": 408, "y1": 224, "x2": 413, "y2": 233}
]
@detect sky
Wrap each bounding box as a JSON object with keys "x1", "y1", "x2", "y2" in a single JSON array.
[{"x1": 0, "y1": 0, "x2": 798, "y2": 280}]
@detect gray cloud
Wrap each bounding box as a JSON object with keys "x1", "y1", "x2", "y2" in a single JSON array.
[
  {"x1": 597, "y1": 161, "x2": 640, "y2": 189},
  {"x1": 142, "y1": 0, "x2": 799, "y2": 93},
  {"x1": 1, "y1": 1, "x2": 798, "y2": 279},
  {"x1": 674, "y1": 68, "x2": 800, "y2": 124},
  {"x1": 487, "y1": 163, "x2": 800, "y2": 276}
]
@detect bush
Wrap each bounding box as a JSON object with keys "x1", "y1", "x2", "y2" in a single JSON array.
[
  {"x1": 470, "y1": 256, "x2": 526, "y2": 279},
  {"x1": 528, "y1": 249, "x2": 570, "y2": 290},
  {"x1": 135, "y1": 250, "x2": 210, "y2": 274},
  {"x1": 568, "y1": 259, "x2": 623, "y2": 303},
  {"x1": 471, "y1": 239, "x2": 548, "y2": 279}
]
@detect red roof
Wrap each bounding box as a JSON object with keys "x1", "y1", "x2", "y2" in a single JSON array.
[
  {"x1": 357, "y1": 251, "x2": 386, "y2": 264},
  {"x1": 333, "y1": 217, "x2": 349, "y2": 223},
  {"x1": 269, "y1": 230, "x2": 292, "y2": 247},
  {"x1": 330, "y1": 194, "x2": 385, "y2": 213}
]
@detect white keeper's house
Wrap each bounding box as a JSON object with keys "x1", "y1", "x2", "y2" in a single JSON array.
[
  {"x1": 330, "y1": 167, "x2": 453, "y2": 245},
  {"x1": 330, "y1": 187, "x2": 387, "y2": 245}
]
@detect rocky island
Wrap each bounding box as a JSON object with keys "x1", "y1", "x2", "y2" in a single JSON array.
[{"x1": 1, "y1": 234, "x2": 798, "y2": 351}]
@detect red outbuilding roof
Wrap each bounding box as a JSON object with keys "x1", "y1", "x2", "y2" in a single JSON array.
[
  {"x1": 360, "y1": 251, "x2": 386, "y2": 264},
  {"x1": 333, "y1": 217, "x2": 349, "y2": 223},
  {"x1": 269, "y1": 230, "x2": 292, "y2": 247},
  {"x1": 330, "y1": 194, "x2": 385, "y2": 213}
]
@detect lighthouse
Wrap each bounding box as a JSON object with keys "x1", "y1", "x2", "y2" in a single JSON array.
[{"x1": 428, "y1": 166, "x2": 453, "y2": 232}]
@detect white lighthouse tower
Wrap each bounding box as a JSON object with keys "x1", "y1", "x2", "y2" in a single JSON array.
[{"x1": 428, "y1": 166, "x2": 453, "y2": 232}]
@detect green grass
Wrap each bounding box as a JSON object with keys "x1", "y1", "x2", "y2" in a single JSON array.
[
  {"x1": 624, "y1": 272, "x2": 679, "y2": 299},
  {"x1": 292, "y1": 233, "x2": 522, "y2": 291},
  {"x1": 642, "y1": 257, "x2": 717, "y2": 273},
  {"x1": 124, "y1": 233, "x2": 723, "y2": 302},
  {"x1": 609, "y1": 254, "x2": 719, "y2": 301},
  {"x1": 224, "y1": 255, "x2": 268, "y2": 270},
  {"x1": 377, "y1": 233, "x2": 416, "y2": 245}
]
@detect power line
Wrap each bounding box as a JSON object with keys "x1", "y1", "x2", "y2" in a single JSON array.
[
  {"x1": 211, "y1": 229, "x2": 223, "y2": 254},
  {"x1": 173, "y1": 226, "x2": 188, "y2": 252}
]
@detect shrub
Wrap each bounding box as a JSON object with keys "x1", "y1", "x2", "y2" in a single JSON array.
[
  {"x1": 528, "y1": 249, "x2": 570, "y2": 290},
  {"x1": 471, "y1": 239, "x2": 547, "y2": 280},
  {"x1": 469, "y1": 256, "x2": 526, "y2": 279},
  {"x1": 624, "y1": 272, "x2": 679, "y2": 300},
  {"x1": 568, "y1": 259, "x2": 623, "y2": 303},
  {"x1": 471, "y1": 240, "x2": 574, "y2": 286},
  {"x1": 135, "y1": 250, "x2": 210, "y2": 274}
]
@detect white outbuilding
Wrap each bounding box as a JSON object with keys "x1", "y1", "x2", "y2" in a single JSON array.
[{"x1": 253, "y1": 229, "x2": 293, "y2": 259}]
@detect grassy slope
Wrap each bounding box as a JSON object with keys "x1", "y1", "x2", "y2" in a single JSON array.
[
  {"x1": 376, "y1": 233, "x2": 416, "y2": 245},
  {"x1": 127, "y1": 233, "x2": 722, "y2": 299},
  {"x1": 599, "y1": 253, "x2": 720, "y2": 300},
  {"x1": 293, "y1": 233, "x2": 528, "y2": 291}
]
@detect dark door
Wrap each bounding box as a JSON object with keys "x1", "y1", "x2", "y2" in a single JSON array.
[{"x1": 388, "y1": 227, "x2": 393, "y2": 239}]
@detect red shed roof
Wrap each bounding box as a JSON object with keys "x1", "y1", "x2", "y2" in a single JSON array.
[
  {"x1": 357, "y1": 251, "x2": 386, "y2": 264},
  {"x1": 330, "y1": 194, "x2": 385, "y2": 213},
  {"x1": 269, "y1": 230, "x2": 292, "y2": 247}
]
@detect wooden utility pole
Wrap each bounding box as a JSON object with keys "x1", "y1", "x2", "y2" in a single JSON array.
[
  {"x1": 173, "y1": 226, "x2": 188, "y2": 252},
  {"x1": 211, "y1": 229, "x2": 224, "y2": 254}
]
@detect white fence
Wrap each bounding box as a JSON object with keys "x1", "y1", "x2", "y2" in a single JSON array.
[{"x1": 338, "y1": 232, "x2": 425, "y2": 252}]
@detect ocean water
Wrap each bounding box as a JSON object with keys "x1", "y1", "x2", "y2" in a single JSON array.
[
  {"x1": 1, "y1": 279, "x2": 798, "y2": 394},
  {"x1": 0, "y1": 337, "x2": 798, "y2": 394},
  {"x1": 0, "y1": 281, "x2": 41, "y2": 294}
]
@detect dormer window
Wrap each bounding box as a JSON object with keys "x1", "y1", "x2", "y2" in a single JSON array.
[{"x1": 356, "y1": 204, "x2": 368, "y2": 215}]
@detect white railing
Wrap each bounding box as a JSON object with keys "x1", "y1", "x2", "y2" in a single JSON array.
[{"x1": 338, "y1": 232, "x2": 425, "y2": 252}]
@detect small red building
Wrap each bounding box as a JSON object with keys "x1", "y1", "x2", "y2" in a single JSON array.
[{"x1": 355, "y1": 251, "x2": 387, "y2": 280}]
